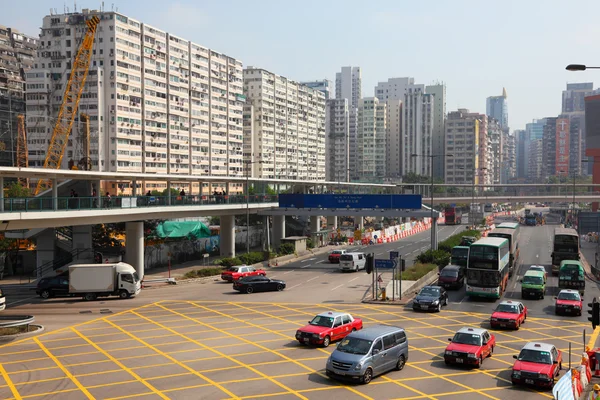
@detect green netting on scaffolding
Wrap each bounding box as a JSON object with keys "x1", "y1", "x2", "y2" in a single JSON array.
[{"x1": 154, "y1": 221, "x2": 212, "y2": 239}]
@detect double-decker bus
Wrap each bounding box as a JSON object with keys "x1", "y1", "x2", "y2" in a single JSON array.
[
  {"x1": 496, "y1": 222, "x2": 521, "y2": 238},
  {"x1": 487, "y1": 228, "x2": 520, "y2": 277},
  {"x1": 551, "y1": 227, "x2": 580, "y2": 275},
  {"x1": 466, "y1": 237, "x2": 510, "y2": 299},
  {"x1": 444, "y1": 207, "x2": 462, "y2": 225}
]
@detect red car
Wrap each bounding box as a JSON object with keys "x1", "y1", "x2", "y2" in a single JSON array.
[
  {"x1": 490, "y1": 300, "x2": 527, "y2": 330},
  {"x1": 444, "y1": 327, "x2": 495, "y2": 367},
  {"x1": 328, "y1": 250, "x2": 346, "y2": 263},
  {"x1": 555, "y1": 289, "x2": 583, "y2": 316},
  {"x1": 512, "y1": 342, "x2": 562, "y2": 388},
  {"x1": 295, "y1": 311, "x2": 363, "y2": 347},
  {"x1": 221, "y1": 265, "x2": 266, "y2": 282}
]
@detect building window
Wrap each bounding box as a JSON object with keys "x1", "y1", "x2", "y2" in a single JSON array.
[{"x1": 66, "y1": 40, "x2": 71, "y2": 47}]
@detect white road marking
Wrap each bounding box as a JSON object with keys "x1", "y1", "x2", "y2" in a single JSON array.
[
  {"x1": 289, "y1": 283, "x2": 303, "y2": 290},
  {"x1": 347, "y1": 277, "x2": 360, "y2": 283},
  {"x1": 306, "y1": 275, "x2": 321, "y2": 283},
  {"x1": 331, "y1": 283, "x2": 345, "y2": 291},
  {"x1": 301, "y1": 264, "x2": 312, "y2": 269},
  {"x1": 301, "y1": 258, "x2": 316, "y2": 263},
  {"x1": 283, "y1": 270, "x2": 295, "y2": 275},
  {"x1": 6, "y1": 297, "x2": 36, "y2": 307}
]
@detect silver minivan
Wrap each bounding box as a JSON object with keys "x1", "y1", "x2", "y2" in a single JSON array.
[
  {"x1": 339, "y1": 252, "x2": 366, "y2": 272},
  {"x1": 325, "y1": 325, "x2": 408, "y2": 384}
]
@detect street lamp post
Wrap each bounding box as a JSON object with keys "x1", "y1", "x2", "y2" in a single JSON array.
[{"x1": 411, "y1": 153, "x2": 453, "y2": 251}]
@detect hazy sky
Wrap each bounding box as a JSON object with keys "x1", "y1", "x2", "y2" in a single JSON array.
[{"x1": 5, "y1": 0, "x2": 600, "y2": 130}]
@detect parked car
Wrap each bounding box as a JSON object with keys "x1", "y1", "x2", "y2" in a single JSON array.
[
  {"x1": 36, "y1": 276, "x2": 71, "y2": 299},
  {"x1": 328, "y1": 250, "x2": 346, "y2": 264},
  {"x1": 221, "y1": 265, "x2": 266, "y2": 282},
  {"x1": 490, "y1": 301, "x2": 527, "y2": 330},
  {"x1": 296, "y1": 311, "x2": 363, "y2": 347},
  {"x1": 511, "y1": 342, "x2": 562, "y2": 388},
  {"x1": 528, "y1": 265, "x2": 548, "y2": 283},
  {"x1": 555, "y1": 289, "x2": 583, "y2": 316},
  {"x1": 326, "y1": 325, "x2": 408, "y2": 384},
  {"x1": 437, "y1": 265, "x2": 464, "y2": 289},
  {"x1": 233, "y1": 276, "x2": 285, "y2": 294},
  {"x1": 412, "y1": 286, "x2": 448, "y2": 312},
  {"x1": 0, "y1": 287, "x2": 5, "y2": 311},
  {"x1": 444, "y1": 327, "x2": 495, "y2": 367}
]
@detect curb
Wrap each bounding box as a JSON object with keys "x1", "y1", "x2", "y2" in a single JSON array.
[{"x1": 0, "y1": 324, "x2": 44, "y2": 343}]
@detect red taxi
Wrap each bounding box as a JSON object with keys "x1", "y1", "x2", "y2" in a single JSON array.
[
  {"x1": 295, "y1": 311, "x2": 363, "y2": 347},
  {"x1": 220, "y1": 265, "x2": 266, "y2": 282},
  {"x1": 512, "y1": 342, "x2": 562, "y2": 388},
  {"x1": 444, "y1": 327, "x2": 495, "y2": 367},
  {"x1": 555, "y1": 289, "x2": 583, "y2": 316},
  {"x1": 490, "y1": 300, "x2": 527, "y2": 330},
  {"x1": 328, "y1": 250, "x2": 346, "y2": 264}
]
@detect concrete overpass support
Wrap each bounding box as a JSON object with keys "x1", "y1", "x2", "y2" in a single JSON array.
[
  {"x1": 72, "y1": 225, "x2": 93, "y2": 259},
  {"x1": 272, "y1": 215, "x2": 285, "y2": 250},
  {"x1": 355, "y1": 216, "x2": 364, "y2": 230},
  {"x1": 327, "y1": 216, "x2": 338, "y2": 230},
  {"x1": 36, "y1": 229, "x2": 55, "y2": 279},
  {"x1": 310, "y1": 216, "x2": 321, "y2": 234},
  {"x1": 220, "y1": 215, "x2": 235, "y2": 258},
  {"x1": 125, "y1": 221, "x2": 144, "y2": 280}
]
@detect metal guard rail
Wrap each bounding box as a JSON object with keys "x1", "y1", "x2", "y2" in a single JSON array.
[{"x1": 0, "y1": 315, "x2": 35, "y2": 329}]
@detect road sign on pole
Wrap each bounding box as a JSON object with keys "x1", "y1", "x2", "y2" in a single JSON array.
[
  {"x1": 375, "y1": 259, "x2": 397, "y2": 269},
  {"x1": 390, "y1": 251, "x2": 399, "y2": 260}
]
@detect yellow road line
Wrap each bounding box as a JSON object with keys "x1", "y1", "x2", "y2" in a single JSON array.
[
  {"x1": 71, "y1": 327, "x2": 169, "y2": 399},
  {"x1": 179, "y1": 302, "x2": 372, "y2": 400},
  {"x1": 104, "y1": 314, "x2": 241, "y2": 399},
  {"x1": 0, "y1": 362, "x2": 21, "y2": 400},
  {"x1": 587, "y1": 326, "x2": 600, "y2": 351},
  {"x1": 33, "y1": 337, "x2": 94, "y2": 399},
  {"x1": 145, "y1": 305, "x2": 311, "y2": 400}
]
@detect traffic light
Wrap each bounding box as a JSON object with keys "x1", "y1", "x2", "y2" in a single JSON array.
[
  {"x1": 365, "y1": 253, "x2": 373, "y2": 274},
  {"x1": 588, "y1": 297, "x2": 600, "y2": 329}
]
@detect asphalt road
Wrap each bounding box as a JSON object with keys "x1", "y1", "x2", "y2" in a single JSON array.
[{"x1": 0, "y1": 209, "x2": 595, "y2": 399}]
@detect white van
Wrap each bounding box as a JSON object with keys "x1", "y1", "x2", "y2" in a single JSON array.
[{"x1": 339, "y1": 252, "x2": 366, "y2": 272}]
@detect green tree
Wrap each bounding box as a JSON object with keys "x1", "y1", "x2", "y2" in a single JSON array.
[{"x1": 5, "y1": 182, "x2": 31, "y2": 198}]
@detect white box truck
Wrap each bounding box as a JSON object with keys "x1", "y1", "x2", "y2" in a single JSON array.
[{"x1": 69, "y1": 262, "x2": 141, "y2": 301}]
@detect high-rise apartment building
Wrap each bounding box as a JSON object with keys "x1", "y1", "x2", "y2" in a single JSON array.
[
  {"x1": 403, "y1": 86, "x2": 434, "y2": 176},
  {"x1": 514, "y1": 129, "x2": 526, "y2": 179},
  {"x1": 444, "y1": 109, "x2": 480, "y2": 185},
  {"x1": 486, "y1": 88, "x2": 508, "y2": 131},
  {"x1": 0, "y1": 25, "x2": 37, "y2": 167},
  {"x1": 562, "y1": 83, "x2": 596, "y2": 176},
  {"x1": 27, "y1": 10, "x2": 245, "y2": 193},
  {"x1": 325, "y1": 99, "x2": 349, "y2": 182},
  {"x1": 425, "y1": 83, "x2": 447, "y2": 180},
  {"x1": 563, "y1": 82, "x2": 593, "y2": 113},
  {"x1": 374, "y1": 78, "x2": 446, "y2": 179},
  {"x1": 356, "y1": 97, "x2": 386, "y2": 180},
  {"x1": 542, "y1": 117, "x2": 558, "y2": 180},
  {"x1": 301, "y1": 79, "x2": 332, "y2": 99},
  {"x1": 487, "y1": 118, "x2": 502, "y2": 184},
  {"x1": 529, "y1": 139, "x2": 543, "y2": 181},
  {"x1": 243, "y1": 67, "x2": 326, "y2": 180},
  {"x1": 501, "y1": 132, "x2": 516, "y2": 183},
  {"x1": 336, "y1": 66, "x2": 361, "y2": 179},
  {"x1": 524, "y1": 119, "x2": 546, "y2": 180}
]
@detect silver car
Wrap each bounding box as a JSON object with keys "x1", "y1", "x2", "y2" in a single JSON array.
[{"x1": 325, "y1": 325, "x2": 408, "y2": 384}]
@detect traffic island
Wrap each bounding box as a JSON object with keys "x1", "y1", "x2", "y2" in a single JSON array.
[
  {"x1": 0, "y1": 324, "x2": 44, "y2": 342},
  {"x1": 362, "y1": 264, "x2": 439, "y2": 304}
]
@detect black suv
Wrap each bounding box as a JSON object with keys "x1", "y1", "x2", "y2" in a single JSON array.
[
  {"x1": 36, "y1": 276, "x2": 70, "y2": 299},
  {"x1": 437, "y1": 265, "x2": 465, "y2": 289}
]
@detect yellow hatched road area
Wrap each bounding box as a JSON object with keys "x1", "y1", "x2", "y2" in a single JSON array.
[{"x1": 0, "y1": 301, "x2": 592, "y2": 400}]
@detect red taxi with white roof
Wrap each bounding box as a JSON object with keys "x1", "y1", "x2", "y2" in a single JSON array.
[
  {"x1": 555, "y1": 289, "x2": 583, "y2": 316},
  {"x1": 512, "y1": 342, "x2": 562, "y2": 388},
  {"x1": 328, "y1": 249, "x2": 346, "y2": 263},
  {"x1": 490, "y1": 300, "x2": 527, "y2": 330},
  {"x1": 444, "y1": 327, "x2": 495, "y2": 367},
  {"x1": 220, "y1": 265, "x2": 266, "y2": 282},
  {"x1": 296, "y1": 312, "x2": 363, "y2": 347}
]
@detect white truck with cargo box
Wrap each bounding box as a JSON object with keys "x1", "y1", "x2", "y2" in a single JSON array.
[{"x1": 69, "y1": 262, "x2": 141, "y2": 301}]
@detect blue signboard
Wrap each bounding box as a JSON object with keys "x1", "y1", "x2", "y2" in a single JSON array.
[
  {"x1": 375, "y1": 259, "x2": 397, "y2": 269},
  {"x1": 278, "y1": 194, "x2": 422, "y2": 210},
  {"x1": 390, "y1": 251, "x2": 399, "y2": 260}
]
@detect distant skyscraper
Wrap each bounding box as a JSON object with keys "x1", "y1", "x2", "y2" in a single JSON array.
[
  {"x1": 301, "y1": 79, "x2": 332, "y2": 99},
  {"x1": 562, "y1": 83, "x2": 595, "y2": 176},
  {"x1": 515, "y1": 129, "x2": 526, "y2": 178},
  {"x1": 325, "y1": 99, "x2": 350, "y2": 182},
  {"x1": 444, "y1": 109, "x2": 480, "y2": 185},
  {"x1": 524, "y1": 119, "x2": 547, "y2": 180},
  {"x1": 563, "y1": 83, "x2": 593, "y2": 113},
  {"x1": 336, "y1": 66, "x2": 361, "y2": 179},
  {"x1": 487, "y1": 118, "x2": 502, "y2": 184},
  {"x1": 542, "y1": 117, "x2": 558, "y2": 180},
  {"x1": 403, "y1": 87, "x2": 434, "y2": 176},
  {"x1": 356, "y1": 98, "x2": 386, "y2": 180},
  {"x1": 486, "y1": 88, "x2": 508, "y2": 131}
]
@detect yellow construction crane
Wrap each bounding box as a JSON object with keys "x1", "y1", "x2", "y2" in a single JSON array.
[
  {"x1": 34, "y1": 15, "x2": 100, "y2": 195},
  {"x1": 16, "y1": 114, "x2": 28, "y2": 187}
]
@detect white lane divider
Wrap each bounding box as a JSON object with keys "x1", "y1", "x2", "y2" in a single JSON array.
[{"x1": 283, "y1": 270, "x2": 295, "y2": 274}]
